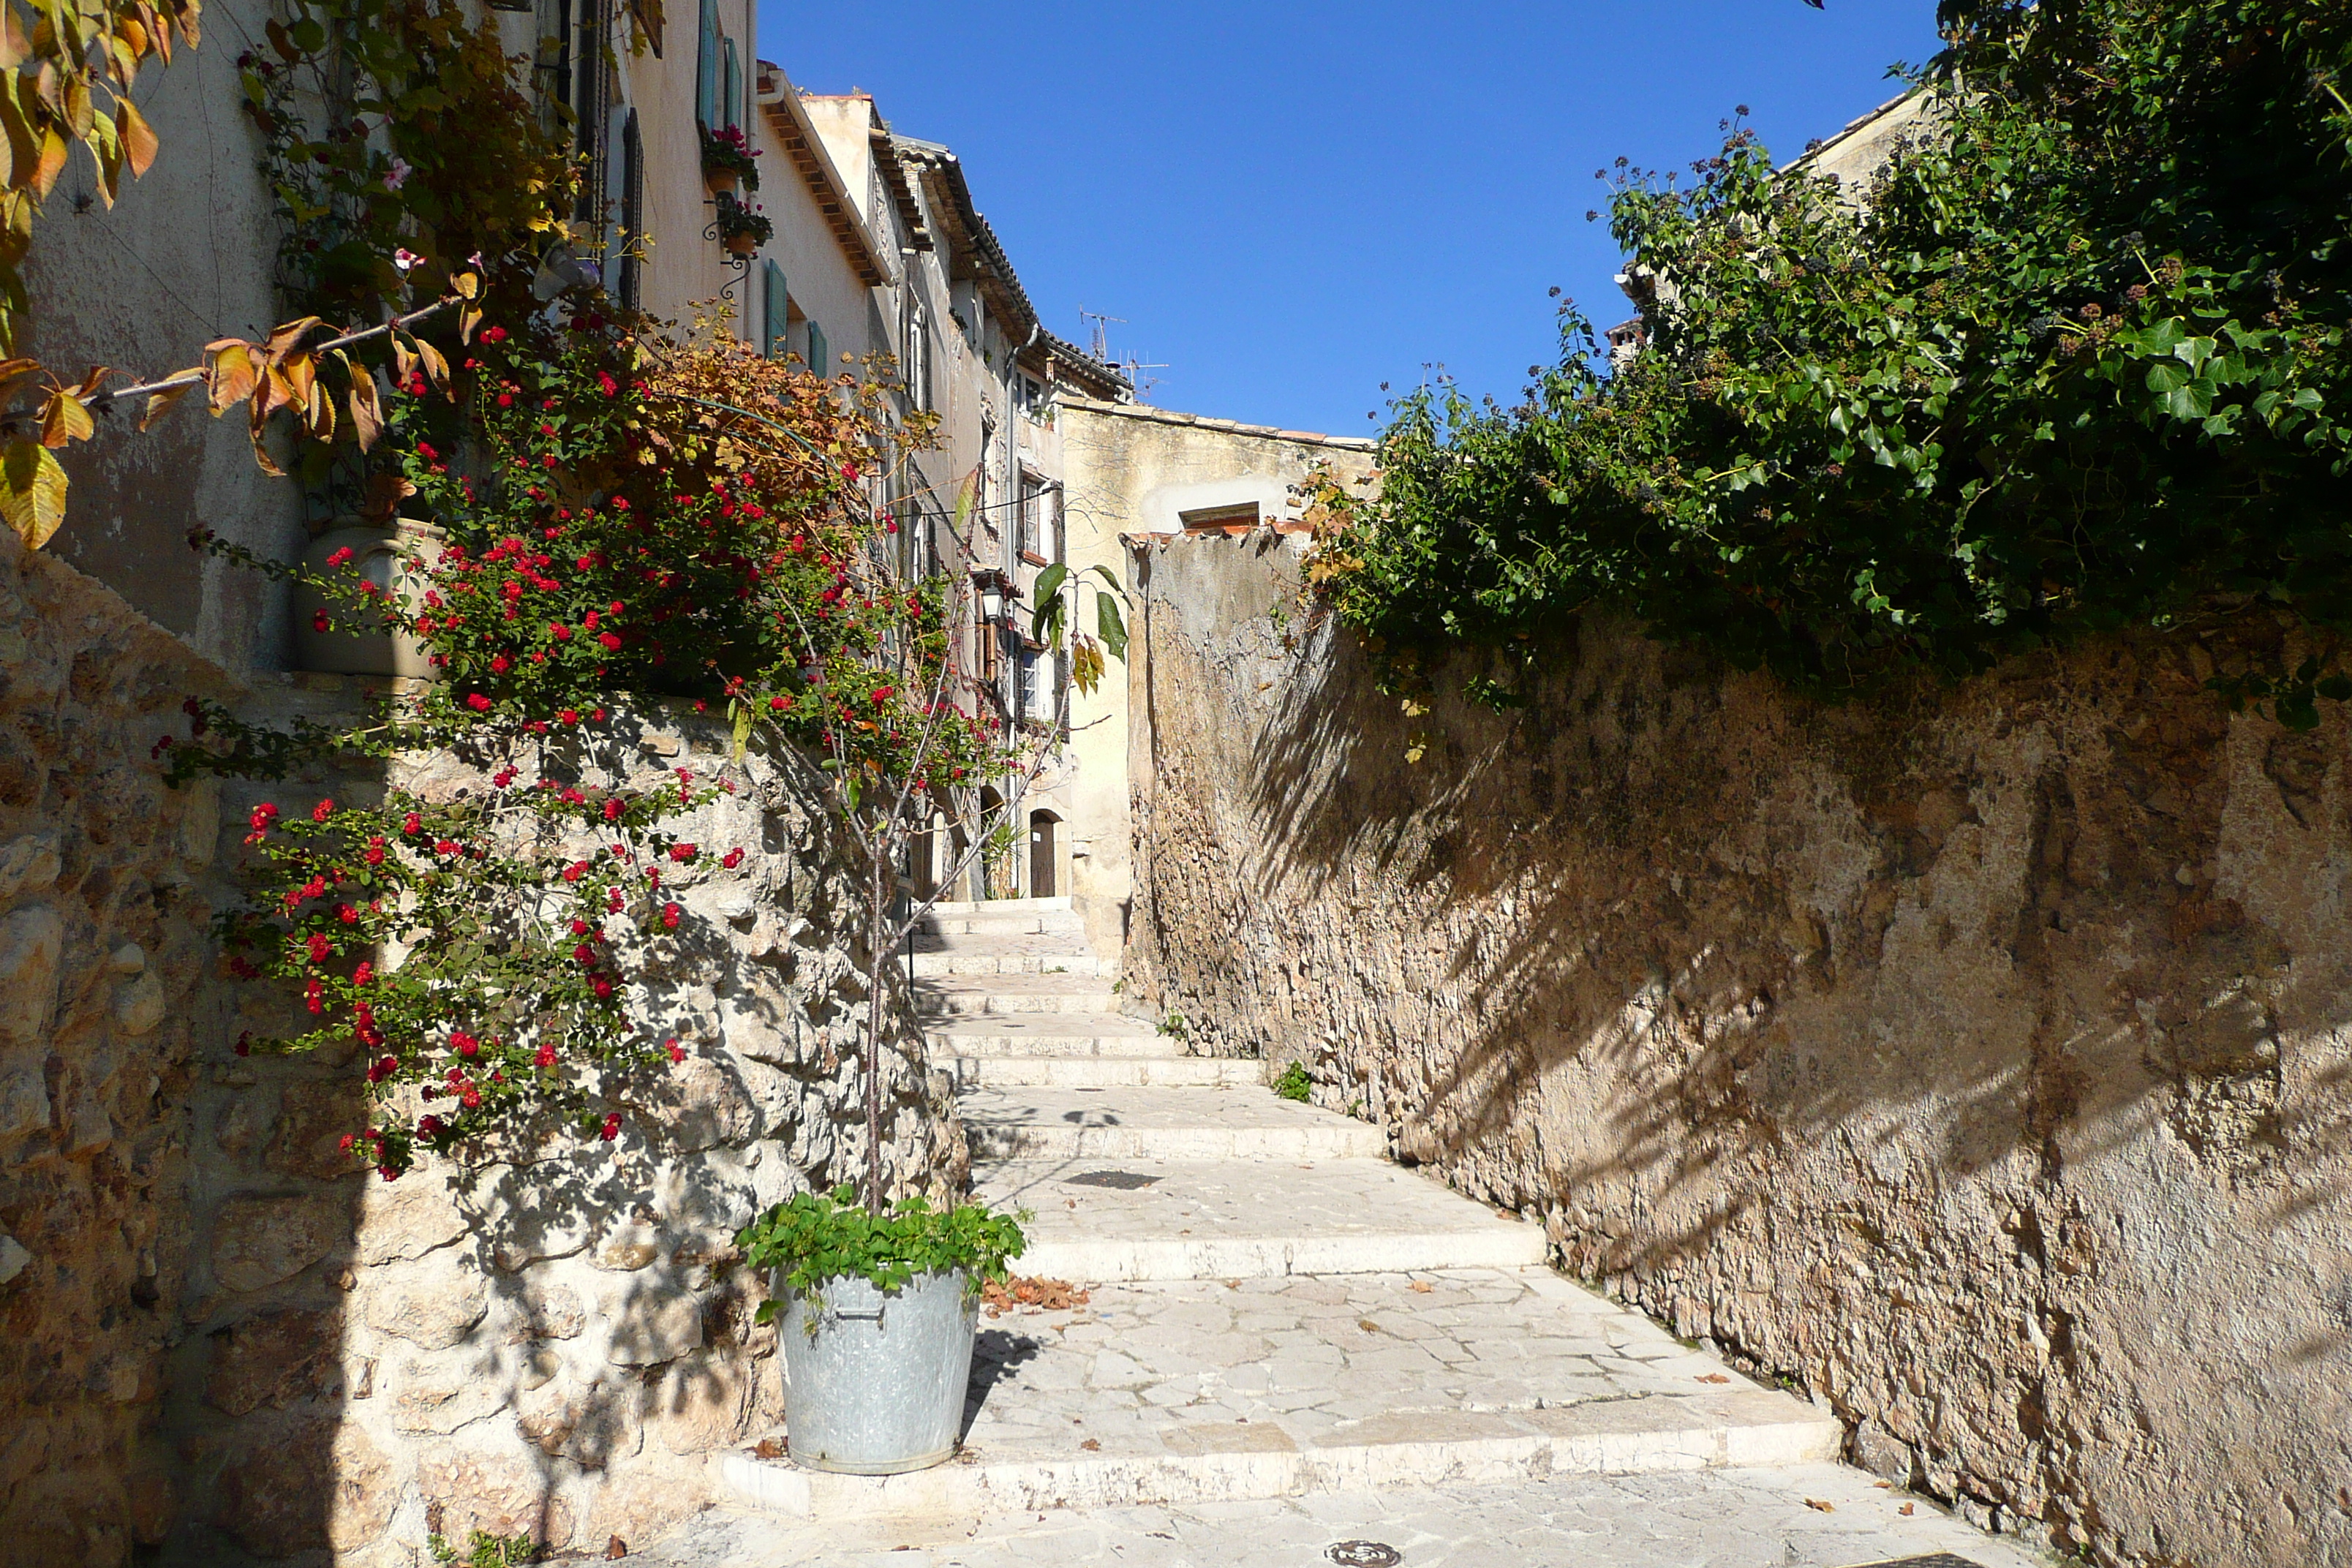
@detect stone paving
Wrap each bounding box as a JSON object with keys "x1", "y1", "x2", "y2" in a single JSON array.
[{"x1": 652, "y1": 897, "x2": 2039, "y2": 1568}]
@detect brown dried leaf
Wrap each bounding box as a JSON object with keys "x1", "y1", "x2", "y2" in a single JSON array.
[
  {"x1": 1408, "y1": 1281, "x2": 1433, "y2": 1294},
  {"x1": 1803, "y1": 1499, "x2": 1834, "y2": 1514},
  {"x1": 263, "y1": 316, "x2": 320, "y2": 365},
  {"x1": 139, "y1": 377, "x2": 197, "y2": 431},
  {"x1": 201, "y1": 339, "x2": 255, "y2": 412},
  {"x1": 347, "y1": 368, "x2": 382, "y2": 452},
  {"x1": 751, "y1": 1436, "x2": 785, "y2": 1460},
  {"x1": 39, "y1": 385, "x2": 91, "y2": 447},
  {"x1": 358, "y1": 472, "x2": 415, "y2": 524},
  {"x1": 1898, "y1": 1502, "x2": 1915, "y2": 1515},
  {"x1": 116, "y1": 95, "x2": 157, "y2": 178},
  {"x1": 1695, "y1": 1373, "x2": 1731, "y2": 1384},
  {"x1": 0, "y1": 355, "x2": 42, "y2": 407},
  {"x1": 32, "y1": 126, "x2": 64, "y2": 197}
]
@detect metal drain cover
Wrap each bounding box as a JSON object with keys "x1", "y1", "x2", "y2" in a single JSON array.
[
  {"x1": 1065, "y1": 1170, "x2": 1160, "y2": 1190},
  {"x1": 1327, "y1": 1543, "x2": 1401, "y2": 1567}
]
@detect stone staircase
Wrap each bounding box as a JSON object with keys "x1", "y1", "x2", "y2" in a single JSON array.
[{"x1": 677, "y1": 900, "x2": 2028, "y2": 1567}]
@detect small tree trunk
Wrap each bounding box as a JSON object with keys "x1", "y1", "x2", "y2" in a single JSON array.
[{"x1": 864, "y1": 853, "x2": 888, "y2": 1213}]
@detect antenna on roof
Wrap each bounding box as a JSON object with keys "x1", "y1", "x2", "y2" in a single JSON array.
[{"x1": 1077, "y1": 307, "x2": 1166, "y2": 402}]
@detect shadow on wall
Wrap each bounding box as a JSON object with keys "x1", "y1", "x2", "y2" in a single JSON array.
[
  {"x1": 158, "y1": 703, "x2": 955, "y2": 1564},
  {"x1": 1128, "y1": 534, "x2": 2352, "y2": 1566}
]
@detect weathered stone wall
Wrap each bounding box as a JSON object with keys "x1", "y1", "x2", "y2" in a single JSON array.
[
  {"x1": 164, "y1": 701, "x2": 960, "y2": 1564},
  {"x1": 0, "y1": 527, "x2": 239, "y2": 1561},
  {"x1": 0, "y1": 528, "x2": 955, "y2": 1564},
  {"x1": 1126, "y1": 530, "x2": 2352, "y2": 1568}
]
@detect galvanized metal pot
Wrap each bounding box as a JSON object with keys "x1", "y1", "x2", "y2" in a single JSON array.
[{"x1": 777, "y1": 1268, "x2": 976, "y2": 1474}]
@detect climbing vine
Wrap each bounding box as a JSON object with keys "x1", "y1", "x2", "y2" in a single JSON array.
[{"x1": 1318, "y1": 0, "x2": 2352, "y2": 724}]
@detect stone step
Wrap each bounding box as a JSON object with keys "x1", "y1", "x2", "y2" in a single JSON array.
[
  {"x1": 973, "y1": 1158, "x2": 1550, "y2": 1281},
  {"x1": 961, "y1": 1086, "x2": 1385, "y2": 1163},
  {"x1": 711, "y1": 1268, "x2": 1841, "y2": 1526},
  {"x1": 915, "y1": 976, "x2": 1126, "y2": 1017},
  {"x1": 916, "y1": 910, "x2": 1090, "y2": 939},
  {"x1": 949, "y1": 1055, "x2": 1270, "y2": 1090},
  {"x1": 926, "y1": 1017, "x2": 1176, "y2": 1059},
  {"x1": 911, "y1": 930, "x2": 1095, "y2": 957},
  {"x1": 657, "y1": 1460, "x2": 2040, "y2": 1567},
  {"x1": 908, "y1": 950, "x2": 1104, "y2": 979},
  {"x1": 927, "y1": 895, "x2": 1072, "y2": 916}
]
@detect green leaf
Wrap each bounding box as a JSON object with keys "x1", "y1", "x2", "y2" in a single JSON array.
[{"x1": 1096, "y1": 591, "x2": 1128, "y2": 663}]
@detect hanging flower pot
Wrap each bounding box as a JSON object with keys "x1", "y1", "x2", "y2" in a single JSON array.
[
  {"x1": 701, "y1": 123, "x2": 761, "y2": 199},
  {"x1": 713, "y1": 192, "x2": 773, "y2": 260},
  {"x1": 723, "y1": 230, "x2": 759, "y2": 259},
  {"x1": 703, "y1": 165, "x2": 739, "y2": 198}
]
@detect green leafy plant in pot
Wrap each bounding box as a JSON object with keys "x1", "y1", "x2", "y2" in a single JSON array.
[{"x1": 736, "y1": 1186, "x2": 1028, "y2": 1474}]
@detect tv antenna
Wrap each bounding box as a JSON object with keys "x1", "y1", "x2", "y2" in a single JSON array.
[{"x1": 1077, "y1": 307, "x2": 1167, "y2": 401}]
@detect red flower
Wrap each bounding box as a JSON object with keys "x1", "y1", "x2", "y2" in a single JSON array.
[
  {"x1": 416, "y1": 440, "x2": 439, "y2": 461},
  {"x1": 562, "y1": 861, "x2": 589, "y2": 883},
  {"x1": 661, "y1": 902, "x2": 681, "y2": 930},
  {"x1": 312, "y1": 609, "x2": 333, "y2": 633},
  {"x1": 559, "y1": 708, "x2": 580, "y2": 726},
  {"x1": 364, "y1": 836, "x2": 387, "y2": 865},
  {"x1": 249, "y1": 802, "x2": 279, "y2": 837},
  {"x1": 666, "y1": 1038, "x2": 686, "y2": 1064},
  {"x1": 603, "y1": 798, "x2": 623, "y2": 822},
  {"x1": 326, "y1": 547, "x2": 355, "y2": 568},
  {"x1": 313, "y1": 798, "x2": 336, "y2": 822},
  {"x1": 337, "y1": 903, "x2": 359, "y2": 924},
  {"x1": 550, "y1": 622, "x2": 572, "y2": 641},
  {"x1": 491, "y1": 655, "x2": 511, "y2": 674},
  {"x1": 599, "y1": 1112, "x2": 621, "y2": 1140},
  {"x1": 669, "y1": 844, "x2": 698, "y2": 863},
  {"x1": 353, "y1": 960, "x2": 374, "y2": 987},
  {"x1": 598, "y1": 632, "x2": 623, "y2": 652},
  {"x1": 467, "y1": 693, "x2": 493, "y2": 712},
  {"x1": 573, "y1": 943, "x2": 595, "y2": 964},
  {"x1": 534, "y1": 1043, "x2": 557, "y2": 1068},
  {"x1": 870, "y1": 686, "x2": 894, "y2": 704},
  {"x1": 403, "y1": 812, "x2": 423, "y2": 835},
  {"x1": 453, "y1": 1030, "x2": 480, "y2": 1058},
  {"x1": 768, "y1": 694, "x2": 792, "y2": 712},
  {"x1": 235, "y1": 1031, "x2": 252, "y2": 1057},
  {"x1": 306, "y1": 932, "x2": 332, "y2": 964},
  {"x1": 721, "y1": 848, "x2": 745, "y2": 870},
  {"x1": 592, "y1": 976, "x2": 615, "y2": 1000}
]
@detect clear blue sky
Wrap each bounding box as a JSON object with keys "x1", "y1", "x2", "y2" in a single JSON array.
[{"x1": 758, "y1": 1, "x2": 1943, "y2": 435}]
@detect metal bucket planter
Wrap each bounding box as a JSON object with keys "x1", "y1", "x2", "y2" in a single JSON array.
[{"x1": 777, "y1": 1267, "x2": 976, "y2": 1474}]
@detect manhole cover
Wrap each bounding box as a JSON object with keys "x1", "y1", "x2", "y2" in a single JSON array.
[
  {"x1": 1327, "y1": 1544, "x2": 1401, "y2": 1567},
  {"x1": 1065, "y1": 1170, "x2": 1160, "y2": 1190}
]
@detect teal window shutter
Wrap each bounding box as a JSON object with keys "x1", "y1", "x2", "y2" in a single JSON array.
[
  {"x1": 809, "y1": 321, "x2": 829, "y2": 377},
  {"x1": 763, "y1": 263, "x2": 788, "y2": 358},
  {"x1": 695, "y1": 0, "x2": 717, "y2": 128},
  {"x1": 722, "y1": 38, "x2": 740, "y2": 129}
]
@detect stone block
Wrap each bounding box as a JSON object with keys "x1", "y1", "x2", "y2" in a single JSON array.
[
  {"x1": 356, "y1": 1163, "x2": 471, "y2": 1264},
  {"x1": 0, "y1": 1231, "x2": 28, "y2": 1285},
  {"x1": 603, "y1": 1275, "x2": 704, "y2": 1365},
  {"x1": 0, "y1": 905, "x2": 64, "y2": 1044},
  {"x1": 211, "y1": 1194, "x2": 350, "y2": 1293},
  {"x1": 515, "y1": 1372, "x2": 643, "y2": 1466},
  {"x1": 499, "y1": 1279, "x2": 587, "y2": 1343},
  {"x1": 203, "y1": 1306, "x2": 344, "y2": 1416},
  {"x1": 266, "y1": 1078, "x2": 369, "y2": 1180},
  {"x1": 0, "y1": 831, "x2": 61, "y2": 902},
  {"x1": 0, "y1": 1065, "x2": 51, "y2": 1139},
  {"x1": 641, "y1": 1349, "x2": 755, "y2": 1456},
  {"x1": 415, "y1": 1443, "x2": 574, "y2": 1545},
  {"x1": 216, "y1": 1413, "x2": 394, "y2": 1556},
  {"x1": 111, "y1": 973, "x2": 166, "y2": 1036},
  {"x1": 364, "y1": 1256, "x2": 489, "y2": 1349},
  {"x1": 391, "y1": 1355, "x2": 517, "y2": 1434}
]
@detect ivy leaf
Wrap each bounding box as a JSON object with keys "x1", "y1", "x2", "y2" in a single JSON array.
[{"x1": 0, "y1": 437, "x2": 67, "y2": 547}]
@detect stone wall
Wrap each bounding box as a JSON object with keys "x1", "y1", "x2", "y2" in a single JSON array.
[
  {"x1": 0, "y1": 527, "x2": 239, "y2": 1561},
  {"x1": 1124, "y1": 530, "x2": 2352, "y2": 1568},
  {"x1": 164, "y1": 701, "x2": 960, "y2": 1564},
  {"x1": 0, "y1": 529, "x2": 956, "y2": 1564}
]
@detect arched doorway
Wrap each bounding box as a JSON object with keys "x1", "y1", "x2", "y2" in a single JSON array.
[{"x1": 1028, "y1": 810, "x2": 1060, "y2": 899}]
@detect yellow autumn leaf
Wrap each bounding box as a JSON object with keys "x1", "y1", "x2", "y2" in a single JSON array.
[
  {"x1": 116, "y1": 95, "x2": 156, "y2": 177},
  {"x1": 202, "y1": 339, "x2": 255, "y2": 412},
  {"x1": 39, "y1": 385, "x2": 93, "y2": 446}
]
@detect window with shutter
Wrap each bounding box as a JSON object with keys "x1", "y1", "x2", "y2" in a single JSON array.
[
  {"x1": 694, "y1": 0, "x2": 716, "y2": 128},
  {"x1": 763, "y1": 263, "x2": 788, "y2": 358},
  {"x1": 618, "y1": 110, "x2": 643, "y2": 310},
  {"x1": 808, "y1": 322, "x2": 829, "y2": 376},
  {"x1": 722, "y1": 38, "x2": 740, "y2": 129}
]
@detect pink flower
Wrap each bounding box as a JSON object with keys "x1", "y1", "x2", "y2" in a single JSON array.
[{"x1": 383, "y1": 156, "x2": 412, "y2": 191}]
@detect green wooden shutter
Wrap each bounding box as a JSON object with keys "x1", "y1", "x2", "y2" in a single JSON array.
[
  {"x1": 694, "y1": 0, "x2": 717, "y2": 128},
  {"x1": 808, "y1": 321, "x2": 829, "y2": 376},
  {"x1": 763, "y1": 263, "x2": 788, "y2": 358},
  {"x1": 723, "y1": 38, "x2": 741, "y2": 129}
]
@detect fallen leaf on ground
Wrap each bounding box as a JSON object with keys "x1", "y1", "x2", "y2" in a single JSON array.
[
  {"x1": 753, "y1": 1437, "x2": 785, "y2": 1460},
  {"x1": 605, "y1": 1535, "x2": 628, "y2": 1559},
  {"x1": 1899, "y1": 1503, "x2": 1915, "y2": 1516},
  {"x1": 1409, "y1": 1281, "x2": 1433, "y2": 1294},
  {"x1": 1079, "y1": 1438, "x2": 1101, "y2": 1451},
  {"x1": 1357, "y1": 1319, "x2": 1380, "y2": 1333},
  {"x1": 983, "y1": 1275, "x2": 1093, "y2": 1317},
  {"x1": 1695, "y1": 1373, "x2": 1731, "y2": 1384},
  {"x1": 1874, "y1": 1480, "x2": 1892, "y2": 1488},
  {"x1": 1803, "y1": 1499, "x2": 1834, "y2": 1513}
]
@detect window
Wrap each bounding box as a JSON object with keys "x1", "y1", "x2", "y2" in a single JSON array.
[
  {"x1": 1018, "y1": 475, "x2": 1057, "y2": 563},
  {"x1": 721, "y1": 37, "x2": 741, "y2": 129},
  {"x1": 617, "y1": 110, "x2": 643, "y2": 310},
  {"x1": 693, "y1": 0, "x2": 717, "y2": 128},
  {"x1": 1178, "y1": 501, "x2": 1260, "y2": 532},
  {"x1": 763, "y1": 263, "x2": 788, "y2": 358},
  {"x1": 899, "y1": 296, "x2": 931, "y2": 412},
  {"x1": 1019, "y1": 649, "x2": 1063, "y2": 723},
  {"x1": 807, "y1": 320, "x2": 829, "y2": 377}
]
